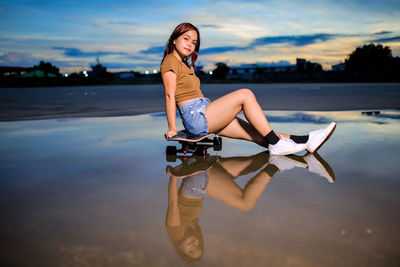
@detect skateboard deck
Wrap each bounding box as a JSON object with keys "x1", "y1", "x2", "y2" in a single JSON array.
[
  {"x1": 166, "y1": 130, "x2": 222, "y2": 157},
  {"x1": 167, "y1": 131, "x2": 212, "y2": 142}
]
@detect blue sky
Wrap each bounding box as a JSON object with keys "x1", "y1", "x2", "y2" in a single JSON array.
[{"x1": 1, "y1": 0, "x2": 400, "y2": 73}]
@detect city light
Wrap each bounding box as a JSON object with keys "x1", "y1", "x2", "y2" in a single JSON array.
[
  {"x1": 209, "y1": 71, "x2": 213, "y2": 75},
  {"x1": 145, "y1": 70, "x2": 149, "y2": 75},
  {"x1": 153, "y1": 69, "x2": 157, "y2": 74}
]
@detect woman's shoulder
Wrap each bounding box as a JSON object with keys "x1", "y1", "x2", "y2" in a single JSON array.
[
  {"x1": 163, "y1": 53, "x2": 181, "y2": 65},
  {"x1": 161, "y1": 54, "x2": 182, "y2": 74}
]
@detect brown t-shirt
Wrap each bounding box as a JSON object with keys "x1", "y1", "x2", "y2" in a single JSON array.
[
  {"x1": 161, "y1": 54, "x2": 203, "y2": 102},
  {"x1": 166, "y1": 194, "x2": 203, "y2": 242}
]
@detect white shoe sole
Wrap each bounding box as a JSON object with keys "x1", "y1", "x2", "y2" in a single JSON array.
[
  {"x1": 307, "y1": 123, "x2": 336, "y2": 153},
  {"x1": 270, "y1": 144, "x2": 308, "y2": 156},
  {"x1": 304, "y1": 152, "x2": 335, "y2": 183}
]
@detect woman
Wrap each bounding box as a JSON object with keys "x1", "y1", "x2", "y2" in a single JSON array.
[
  {"x1": 161, "y1": 22, "x2": 336, "y2": 156},
  {"x1": 165, "y1": 152, "x2": 273, "y2": 262}
]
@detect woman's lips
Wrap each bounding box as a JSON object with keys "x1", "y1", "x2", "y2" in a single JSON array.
[{"x1": 184, "y1": 48, "x2": 191, "y2": 52}]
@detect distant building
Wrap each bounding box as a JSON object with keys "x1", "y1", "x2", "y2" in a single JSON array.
[
  {"x1": 22, "y1": 69, "x2": 56, "y2": 78},
  {"x1": 88, "y1": 63, "x2": 107, "y2": 77},
  {"x1": 296, "y1": 58, "x2": 322, "y2": 72},
  {"x1": 114, "y1": 71, "x2": 136, "y2": 81},
  {"x1": 227, "y1": 64, "x2": 295, "y2": 80},
  {"x1": 332, "y1": 62, "x2": 346, "y2": 71},
  {"x1": 86, "y1": 58, "x2": 109, "y2": 78},
  {"x1": 226, "y1": 59, "x2": 312, "y2": 80},
  {"x1": 0, "y1": 66, "x2": 29, "y2": 77}
]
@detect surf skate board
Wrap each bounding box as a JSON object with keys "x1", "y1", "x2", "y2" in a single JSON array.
[{"x1": 166, "y1": 130, "x2": 222, "y2": 158}]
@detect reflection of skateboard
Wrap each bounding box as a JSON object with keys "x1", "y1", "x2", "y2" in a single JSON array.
[{"x1": 166, "y1": 130, "x2": 222, "y2": 159}]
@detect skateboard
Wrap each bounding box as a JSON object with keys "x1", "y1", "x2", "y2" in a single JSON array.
[{"x1": 166, "y1": 130, "x2": 222, "y2": 159}]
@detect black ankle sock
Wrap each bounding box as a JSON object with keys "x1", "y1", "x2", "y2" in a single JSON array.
[
  {"x1": 264, "y1": 130, "x2": 280, "y2": 145},
  {"x1": 263, "y1": 164, "x2": 279, "y2": 177},
  {"x1": 290, "y1": 135, "x2": 309, "y2": 144}
]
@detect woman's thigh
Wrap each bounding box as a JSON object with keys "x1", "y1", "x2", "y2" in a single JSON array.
[{"x1": 206, "y1": 89, "x2": 252, "y2": 133}]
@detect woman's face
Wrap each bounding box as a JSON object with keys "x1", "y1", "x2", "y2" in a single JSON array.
[
  {"x1": 173, "y1": 30, "x2": 198, "y2": 58},
  {"x1": 180, "y1": 235, "x2": 202, "y2": 259}
]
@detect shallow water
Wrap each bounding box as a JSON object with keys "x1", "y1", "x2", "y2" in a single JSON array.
[{"x1": 0, "y1": 110, "x2": 399, "y2": 266}]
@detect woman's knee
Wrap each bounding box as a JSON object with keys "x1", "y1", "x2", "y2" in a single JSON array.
[{"x1": 236, "y1": 88, "x2": 255, "y2": 100}]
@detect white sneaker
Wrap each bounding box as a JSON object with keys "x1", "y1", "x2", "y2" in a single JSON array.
[
  {"x1": 304, "y1": 153, "x2": 335, "y2": 183},
  {"x1": 269, "y1": 155, "x2": 308, "y2": 172},
  {"x1": 306, "y1": 122, "x2": 336, "y2": 153},
  {"x1": 268, "y1": 138, "x2": 308, "y2": 156}
]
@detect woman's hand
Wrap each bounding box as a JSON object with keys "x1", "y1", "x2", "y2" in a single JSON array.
[{"x1": 165, "y1": 130, "x2": 177, "y2": 139}]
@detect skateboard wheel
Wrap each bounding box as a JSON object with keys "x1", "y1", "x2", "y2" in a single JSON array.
[
  {"x1": 213, "y1": 137, "x2": 222, "y2": 151},
  {"x1": 166, "y1": 146, "x2": 177, "y2": 155},
  {"x1": 166, "y1": 154, "x2": 177, "y2": 162}
]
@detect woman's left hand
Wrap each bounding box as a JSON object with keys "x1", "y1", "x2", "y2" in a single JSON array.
[{"x1": 165, "y1": 130, "x2": 177, "y2": 139}]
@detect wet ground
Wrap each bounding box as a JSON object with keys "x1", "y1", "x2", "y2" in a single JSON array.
[
  {"x1": 1, "y1": 83, "x2": 399, "y2": 121},
  {"x1": 0, "y1": 110, "x2": 399, "y2": 266}
]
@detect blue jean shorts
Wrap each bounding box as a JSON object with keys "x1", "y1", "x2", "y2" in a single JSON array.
[
  {"x1": 182, "y1": 171, "x2": 209, "y2": 199},
  {"x1": 179, "y1": 97, "x2": 210, "y2": 136}
]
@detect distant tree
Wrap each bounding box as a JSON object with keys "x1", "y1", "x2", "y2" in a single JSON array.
[
  {"x1": 345, "y1": 43, "x2": 393, "y2": 72},
  {"x1": 68, "y1": 72, "x2": 80, "y2": 79},
  {"x1": 212, "y1": 62, "x2": 230, "y2": 80},
  {"x1": 392, "y1": 57, "x2": 400, "y2": 73},
  {"x1": 33, "y1": 61, "x2": 60, "y2": 76}
]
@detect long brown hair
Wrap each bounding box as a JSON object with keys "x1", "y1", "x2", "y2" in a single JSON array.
[{"x1": 162, "y1": 22, "x2": 200, "y2": 70}]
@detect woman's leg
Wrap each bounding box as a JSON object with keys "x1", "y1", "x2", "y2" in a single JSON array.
[
  {"x1": 218, "y1": 117, "x2": 268, "y2": 147},
  {"x1": 217, "y1": 116, "x2": 291, "y2": 146},
  {"x1": 206, "y1": 89, "x2": 272, "y2": 136},
  {"x1": 207, "y1": 165, "x2": 271, "y2": 211},
  {"x1": 206, "y1": 88, "x2": 309, "y2": 155},
  {"x1": 206, "y1": 89, "x2": 292, "y2": 144}
]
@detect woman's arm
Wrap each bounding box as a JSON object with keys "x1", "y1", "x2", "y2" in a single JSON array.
[
  {"x1": 166, "y1": 175, "x2": 180, "y2": 227},
  {"x1": 162, "y1": 71, "x2": 177, "y2": 138}
]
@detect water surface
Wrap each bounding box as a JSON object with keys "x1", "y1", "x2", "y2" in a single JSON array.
[{"x1": 0, "y1": 110, "x2": 399, "y2": 266}]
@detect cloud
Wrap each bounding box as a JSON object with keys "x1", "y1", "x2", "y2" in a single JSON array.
[
  {"x1": 126, "y1": 54, "x2": 162, "y2": 61},
  {"x1": 200, "y1": 33, "x2": 343, "y2": 55},
  {"x1": 139, "y1": 46, "x2": 164, "y2": 55},
  {"x1": 141, "y1": 33, "x2": 342, "y2": 57},
  {"x1": 0, "y1": 52, "x2": 39, "y2": 67},
  {"x1": 372, "y1": 31, "x2": 393, "y2": 35},
  {"x1": 252, "y1": 60, "x2": 292, "y2": 67},
  {"x1": 140, "y1": 33, "x2": 344, "y2": 56},
  {"x1": 107, "y1": 21, "x2": 136, "y2": 26},
  {"x1": 251, "y1": 33, "x2": 339, "y2": 47},
  {"x1": 98, "y1": 62, "x2": 159, "y2": 69},
  {"x1": 370, "y1": 36, "x2": 400, "y2": 43},
  {"x1": 52, "y1": 47, "x2": 129, "y2": 58},
  {"x1": 199, "y1": 24, "x2": 221, "y2": 29},
  {"x1": 200, "y1": 46, "x2": 250, "y2": 55}
]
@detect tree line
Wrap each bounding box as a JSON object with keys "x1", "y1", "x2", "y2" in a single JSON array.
[{"x1": 212, "y1": 43, "x2": 400, "y2": 79}]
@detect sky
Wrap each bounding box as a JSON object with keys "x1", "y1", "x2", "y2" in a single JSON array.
[{"x1": 1, "y1": 0, "x2": 400, "y2": 73}]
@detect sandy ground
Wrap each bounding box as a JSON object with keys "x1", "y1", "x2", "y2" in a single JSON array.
[{"x1": 1, "y1": 83, "x2": 399, "y2": 121}]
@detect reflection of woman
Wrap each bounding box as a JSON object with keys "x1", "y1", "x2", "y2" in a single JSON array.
[
  {"x1": 165, "y1": 153, "x2": 282, "y2": 262},
  {"x1": 165, "y1": 175, "x2": 204, "y2": 262},
  {"x1": 165, "y1": 152, "x2": 335, "y2": 261},
  {"x1": 161, "y1": 22, "x2": 336, "y2": 156},
  {"x1": 165, "y1": 156, "x2": 215, "y2": 262}
]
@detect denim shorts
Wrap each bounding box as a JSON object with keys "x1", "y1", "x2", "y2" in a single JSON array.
[
  {"x1": 179, "y1": 97, "x2": 210, "y2": 136},
  {"x1": 182, "y1": 171, "x2": 209, "y2": 199}
]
